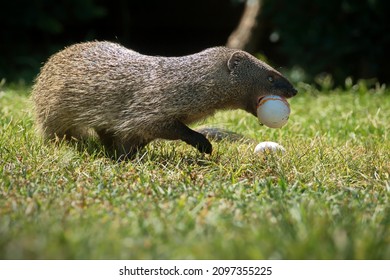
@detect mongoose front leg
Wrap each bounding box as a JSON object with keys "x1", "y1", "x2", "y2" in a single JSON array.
[{"x1": 160, "y1": 121, "x2": 212, "y2": 154}]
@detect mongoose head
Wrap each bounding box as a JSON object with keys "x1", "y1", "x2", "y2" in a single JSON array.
[{"x1": 227, "y1": 50, "x2": 297, "y2": 117}]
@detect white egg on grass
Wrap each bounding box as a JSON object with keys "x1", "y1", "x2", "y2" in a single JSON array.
[
  {"x1": 254, "y1": 141, "x2": 286, "y2": 155},
  {"x1": 256, "y1": 95, "x2": 290, "y2": 128}
]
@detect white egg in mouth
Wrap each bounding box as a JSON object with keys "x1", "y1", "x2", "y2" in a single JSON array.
[{"x1": 256, "y1": 95, "x2": 290, "y2": 128}]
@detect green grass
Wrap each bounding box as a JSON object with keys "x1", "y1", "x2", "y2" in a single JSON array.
[{"x1": 0, "y1": 82, "x2": 389, "y2": 259}]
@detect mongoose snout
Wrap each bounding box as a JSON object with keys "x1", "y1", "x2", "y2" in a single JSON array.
[
  {"x1": 32, "y1": 41, "x2": 297, "y2": 159},
  {"x1": 273, "y1": 78, "x2": 298, "y2": 98}
]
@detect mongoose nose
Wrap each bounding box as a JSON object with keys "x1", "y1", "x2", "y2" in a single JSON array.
[{"x1": 291, "y1": 88, "x2": 298, "y2": 96}]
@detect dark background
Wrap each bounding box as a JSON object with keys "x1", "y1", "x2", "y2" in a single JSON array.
[{"x1": 1, "y1": 0, "x2": 389, "y2": 86}]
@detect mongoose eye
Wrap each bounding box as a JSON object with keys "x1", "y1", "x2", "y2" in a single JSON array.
[{"x1": 267, "y1": 76, "x2": 274, "y2": 83}]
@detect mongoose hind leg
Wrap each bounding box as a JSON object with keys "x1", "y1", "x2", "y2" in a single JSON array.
[
  {"x1": 64, "y1": 127, "x2": 90, "y2": 141},
  {"x1": 157, "y1": 121, "x2": 212, "y2": 154},
  {"x1": 41, "y1": 125, "x2": 82, "y2": 142},
  {"x1": 38, "y1": 113, "x2": 85, "y2": 142},
  {"x1": 96, "y1": 129, "x2": 146, "y2": 160}
]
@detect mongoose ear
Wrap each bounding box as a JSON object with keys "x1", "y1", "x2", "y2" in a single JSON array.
[{"x1": 227, "y1": 51, "x2": 245, "y2": 72}]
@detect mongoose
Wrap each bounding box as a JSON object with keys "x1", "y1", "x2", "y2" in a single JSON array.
[{"x1": 32, "y1": 41, "x2": 297, "y2": 159}]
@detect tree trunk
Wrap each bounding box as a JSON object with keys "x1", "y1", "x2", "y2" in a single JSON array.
[{"x1": 226, "y1": 0, "x2": 262, "y2": 53}]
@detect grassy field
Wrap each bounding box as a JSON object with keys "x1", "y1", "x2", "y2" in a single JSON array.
[{"x1": 0, "y1": 81, "x2": 389, "y2": 259}]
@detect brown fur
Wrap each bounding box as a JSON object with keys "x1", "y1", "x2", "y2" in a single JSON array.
[{"x1": 32, "y1": 41, "x2": 296, "y2": 159}]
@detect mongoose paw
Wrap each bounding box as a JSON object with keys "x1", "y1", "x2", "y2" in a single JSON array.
[{"x1": 196, "y1": 138, "x2": 213, "y2": 154}]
